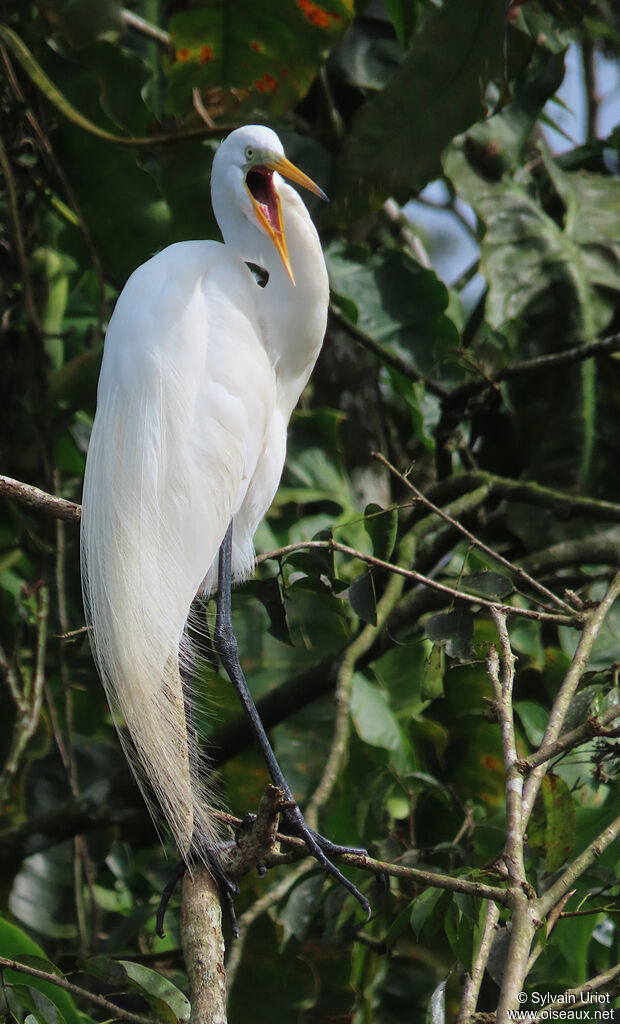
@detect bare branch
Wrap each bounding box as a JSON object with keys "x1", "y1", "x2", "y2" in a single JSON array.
[
  {"x1": 536, "y1": 812, "x2": 620, "y2": 919},
  {"x1": 489, "y1": 610, "x2": 535, "y2": 1020},
  {"x1": 456, "y1": 900, "x2": 500, "y2": 1023},
  {"x1": 0, "y1": 956, "x2": 153, "y2": 1024},
  {"x1": 121, "y1": 8, "x2": 172, "y2": 47},
  {"x1": 521, "y1": 570, "x2": 620, "y2": 826},
  {"x1": 373, "y1": 451, "x2": 574, "y2": 614},
  {"x1": 180, "y1": 869, "x2": 227, "y2": 1024},
  {"x1": 519, "y1": 704, "x2": 620, "y2": 771},
  {"x1": 258, "y1": 538, "x2": 579, "y2": 626},
  {"x1": 328, "y1": 303, "x2": 449, "y2": 399},
  {"x1": 0, "y1": 474, "x2": 81, "y2": 522}
]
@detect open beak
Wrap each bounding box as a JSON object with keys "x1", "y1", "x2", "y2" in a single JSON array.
[{"x1": 245, "y1": 156, "x2": 327, "y2": 285}]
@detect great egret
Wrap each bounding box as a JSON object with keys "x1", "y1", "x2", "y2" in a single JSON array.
[{"x1": 80, "y1": 124, "x2": 369, "y2": 918}]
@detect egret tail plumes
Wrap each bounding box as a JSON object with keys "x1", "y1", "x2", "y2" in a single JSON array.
[{"x1": 80, "y1": 126, "x2": 329, "y2": 866}]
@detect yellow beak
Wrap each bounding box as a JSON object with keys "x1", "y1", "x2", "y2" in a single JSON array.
[{"x1": 246, "y1": 155, "x2": 327, "y2": 285}]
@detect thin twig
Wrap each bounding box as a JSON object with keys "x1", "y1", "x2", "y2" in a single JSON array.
[
  {"x1": 0, "y1": 956, "x2": 153, "y2": 1024},
  {"x1": 0, "y1": 135, "x2": 41, "y2": 331},
  {"x1": 519, "y1": 704, "x2": 620, "y2": 771},
  {"x1": 446, "y1": 333, "x2": 620, "y2": 406},
  {"x1": 0, "y1": 588, "x2": 49, "y2": 803},
  {"x1": 373, "y1": 451, "x2": 574, "y2": 614},
  {"x1": 259, "y1": 539, "x2": 579, "y2": 626},
  {"x1": 456, "y1": 900, "x2": 500, "y2": 1023},
  {"x1": 121, "y1": 8, "x2": 172, "y2": 47},
  {"x1": 328, "y1": 304, "x2": 449, "y2": 399},
  {"x1": 521, "y1": 570, "x2": 620, "y2": 826},
  {"x1": 536, "y1": 812, "x2": 620, "y2": 919}
]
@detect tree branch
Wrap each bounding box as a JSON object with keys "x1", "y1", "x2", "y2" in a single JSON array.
[
  {"x1": 374, "y1": 451, "x2": 574, "y2": 614},
  {"x1": 518, "y1": 704, "x2": 620, "y2": 771},
  {"x1": 536, "y1": 812, "x2": 620, "y2": 919},
  {"x1": 521, "y1": 570, "x2": 620, "y2": 826},
  {"x1": 456, "y1": 900, "x2": 500, "y2": 1023},
  {"x1": 488, "y1": 611, "x2": 535, "y2": 1021},
  {"x1": 0, "y1": 474, "x2": 81, "y2": 522},
  {"x1": 180, "y1": 869, "x2": 227, "y2": 1024},
  {"x1": 0, "y1": 956, "x2": 153, "y2": 1024}
]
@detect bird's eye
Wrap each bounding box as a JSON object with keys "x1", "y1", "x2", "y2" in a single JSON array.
[{"x1": 245, "y1": 146, "x2": 254, "y2": 160}]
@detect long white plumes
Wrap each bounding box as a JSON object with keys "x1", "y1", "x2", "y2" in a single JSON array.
[
  {"x1": 81, "y1": 241, "x2": 276, "y2": 856},
  {"x1": 80, "y1": 125, "x2": 329, "y2": 865}
]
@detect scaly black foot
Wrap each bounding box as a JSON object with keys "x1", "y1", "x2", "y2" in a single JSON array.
[
  {"x1": 156, "y1": 847, "x2": 240, "y2": 939},
  {"x1": 280, "y1": 805, "x2": 371, "y2": 918}
]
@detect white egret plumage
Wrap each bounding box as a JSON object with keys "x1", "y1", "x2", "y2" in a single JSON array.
[{"x1": 80, "y1": 125, "x2": 368, "y2": 919}]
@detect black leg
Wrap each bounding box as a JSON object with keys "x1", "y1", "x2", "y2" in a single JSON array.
[{"x1": 214, "y1": 522, "x2": 370, "y2": 918}]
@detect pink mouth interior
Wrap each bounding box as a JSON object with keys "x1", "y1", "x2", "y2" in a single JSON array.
[{"x1": 246, "y1": 167, "x2": 280, "y2": 231}]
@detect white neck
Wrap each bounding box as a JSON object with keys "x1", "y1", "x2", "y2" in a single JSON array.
[{"x1": 212, "y1": 172, "x2": 329, "y2": 420}]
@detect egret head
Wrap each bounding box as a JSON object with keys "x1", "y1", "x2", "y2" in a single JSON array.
[{"x1": 211, "y1": 125, "x2": 326, "y2": 284}]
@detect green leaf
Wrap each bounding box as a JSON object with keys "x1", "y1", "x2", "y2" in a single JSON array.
[
  {"x1": 421, "y1": 643, "x2": 444, "y2": 701},
  {"x1": 0, "y1": 921, "x2": 83, "y2": 1024},
  {"x1": 364, "y1": 503, "x2": 398, "y2": 562},
  {"x1": 528, "y1": 773, "x2": 576, "y2": 872},
  {"x1": 0, "y1": 27, "x2": 137, "y2": 145},
  {"x1": 241, "y1": 577, "x2": 293, "y2": 646},
  {"x1": 337, "y1": 0, "x2": 505, "y2": 209},
  {"x1": 461, "y1": 571, "x2": 513, "y2": 600},
  {"x1": 384, "y1": 0, "x2": 418, "y2": 48},
  {"x1": 410, "y1": 887, "x2": 443, "y2": 938},
  {"x1": 351, "y1": 673, "x2": 402, "y2": 751},
  {"x1": 280, "y1": 874, "x2": 325, "y2": 944},
  {"x1": 515, "y1": 701, "x2": 548, "y2": 747},
  {"x1": 425, "y1": 609, "x2": 473, "y2": 661},
  {"x1": 15, "y1": 986, "x2": 67, "y2": 1024},
  {"x1": 165, "y1": 0, "x2": 353, "y2": 116},
  {"x1": 119, "y1": 961, "x2": 191, "y2": 1023},
  {"x1": 81, "y1": 957, "x2": 190, "y2": 1023},
  {"x1": 348, "y1": 572, "x2": 377, "y2": 625},
  {"x1": 326, "y1": 241, "x2": 460, "y2": 381}
]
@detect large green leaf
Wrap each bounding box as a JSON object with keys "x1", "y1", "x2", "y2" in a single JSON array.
[
  {"x1": 165, "y1": 0, "x2": 353, "y2": 115},
  {"x1": 81, "y1": 956, "x2": 191, "y2": 1023},
  {"x1": 443, "y1": 143, "x2": 619, "y2": 339},
  {"x1": 337, "y1": 0, "x2": 505, "y2": 209},
  {"x1": 350, "y1": 673, "x2": 403, "y2": 751},
  {"x1": 326, "y1": 240, "x2": 460, "y2": 380},
  {"x1": 528, "y1": 773, "x2": 576, "y2": 872},
  {"x1": 0, "y1": 921, "x2": 84, "y2": 1024}
]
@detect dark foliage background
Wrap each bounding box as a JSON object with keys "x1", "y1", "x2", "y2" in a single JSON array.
[{"x1": 0, "y1": 0, "x2": 619, "y2": 1021}]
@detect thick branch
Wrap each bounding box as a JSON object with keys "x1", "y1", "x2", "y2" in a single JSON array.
[
  {"x1": 180, "y1": 870, "x2": 227, "y2": 1024},
  {"x1": 0, "y1": 474, "x2": 81, "y2": 522}
]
